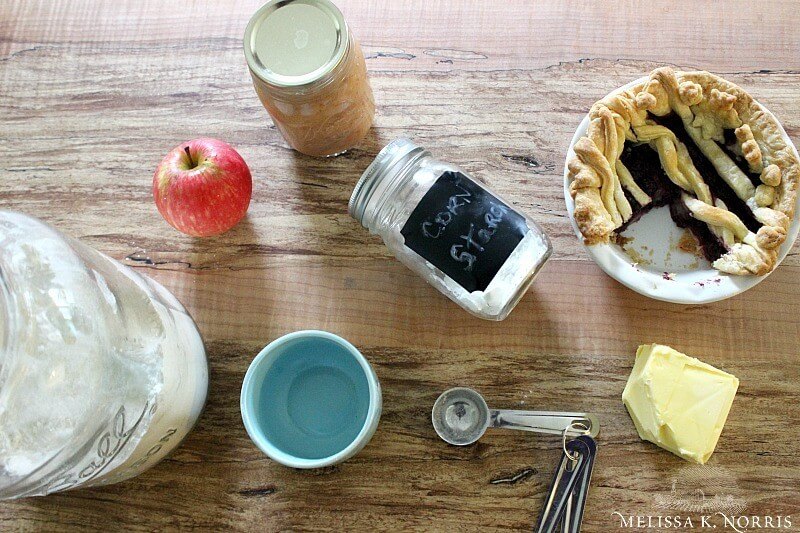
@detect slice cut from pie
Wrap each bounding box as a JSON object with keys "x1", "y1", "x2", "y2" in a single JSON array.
[{"x1": 568, "y1": 68, "x2": 798, "y2": 275}]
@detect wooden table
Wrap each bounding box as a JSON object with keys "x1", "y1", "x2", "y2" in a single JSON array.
[{"x1": 2, "y1": 1, "x2": 799, "y2": 530}]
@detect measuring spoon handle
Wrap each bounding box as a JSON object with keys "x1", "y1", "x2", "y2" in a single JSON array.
[{"x1": 489, "y1": 410, "x2": 600, "y2": 438}]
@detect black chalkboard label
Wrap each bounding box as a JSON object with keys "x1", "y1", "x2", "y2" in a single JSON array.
[{"x1": 401, "y1": 171, "x2": 528, "y2": 292}]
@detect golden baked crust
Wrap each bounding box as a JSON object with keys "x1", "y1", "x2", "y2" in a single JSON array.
[{"x1": 568, "y1": 67, "x2": 799, "y2": 275}]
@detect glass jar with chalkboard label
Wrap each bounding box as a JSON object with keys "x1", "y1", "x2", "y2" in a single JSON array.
[{"x1": 349, "y1": 138, "x2": 552, "y2": 320}]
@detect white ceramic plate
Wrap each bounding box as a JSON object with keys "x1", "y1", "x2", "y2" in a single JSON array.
[{"x1": 563, "y1": 78, "x2": 800, "y2": 304}]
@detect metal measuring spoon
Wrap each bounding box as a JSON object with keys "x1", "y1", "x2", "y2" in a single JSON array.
[{"x1": 431, "y1": 387, "x2": 599, "y2": 446}]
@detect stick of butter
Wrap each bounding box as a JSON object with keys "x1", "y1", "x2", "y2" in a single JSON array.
[{"x1": 622, "y1": 344, "x2": 739, "y2": 464}]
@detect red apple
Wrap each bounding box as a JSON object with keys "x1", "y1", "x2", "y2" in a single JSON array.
[{"x1": 153, "y1": 138, "x2": 252, "y2": 237}]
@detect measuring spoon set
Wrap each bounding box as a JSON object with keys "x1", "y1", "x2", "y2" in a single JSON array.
[{"x1": 432, "y1": 387, "x2": 600, "y2": 532}]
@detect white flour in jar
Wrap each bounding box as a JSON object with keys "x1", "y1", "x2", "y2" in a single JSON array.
[{"x1": 0, "y1": 212, "x2": 207, "y2": 497}]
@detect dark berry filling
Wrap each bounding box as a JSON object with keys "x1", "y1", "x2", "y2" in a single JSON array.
[
  {"x1": 616, "y1": 113, "x2": 763, "y2": 263},
  {"x1": 650, "y1": 113, "x2": 761, "y2": 232},
  {"x1": 619, "y1": 143, "x2": 726, "y2": 262},
  {"x1": 720, "y1": 128, "x2": 763, "y2": 187}
]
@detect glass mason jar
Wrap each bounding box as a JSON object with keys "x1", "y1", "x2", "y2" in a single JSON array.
[
  {"x1": 349, "y1": 139, "x2": 553, "y2": 321},
  {"x1": 0, "y1": 212, "x2": 208, "y2": 499},
  {"x1": 244, "y1": 0, "x2": 375, "y2": 157}
]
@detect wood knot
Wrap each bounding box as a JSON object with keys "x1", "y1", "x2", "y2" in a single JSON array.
[
  {"x1": 489, "y1": 467, "x2": 537, "y2": 485},
  {"x1": 501, "y1": 153, "x2": 540, "y2": 168},
  {"x1": 238, "y1": 486, "x2": 277, "y2": 497}
]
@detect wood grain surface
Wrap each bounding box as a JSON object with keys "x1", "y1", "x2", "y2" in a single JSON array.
[{"x1": 2, "y1": 1, "x2": 800, "y2": 531}]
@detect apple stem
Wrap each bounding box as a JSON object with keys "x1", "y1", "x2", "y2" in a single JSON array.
[{"x1": 184, "y1": 146, "x2": 195, "y2": 168}]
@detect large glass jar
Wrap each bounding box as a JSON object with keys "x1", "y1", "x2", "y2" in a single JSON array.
[
  {"x1": 244, "y1": 0, "x2": 375, "y2": 157},
  {"x1": 349, "y1": 139, "x2": 552, "y2": 321},
  {"x1": 0, "y1": 212, "x2": 208, "y2": 499}
]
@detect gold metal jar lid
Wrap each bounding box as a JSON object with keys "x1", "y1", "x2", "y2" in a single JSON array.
[{"x1": 244, "y1": 0, "x2": 349, "y2": 88}]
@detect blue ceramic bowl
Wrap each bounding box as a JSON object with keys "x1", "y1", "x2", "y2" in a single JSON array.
[{"x1": 240, "y1": 330, "x2": 382, "y2": 468}]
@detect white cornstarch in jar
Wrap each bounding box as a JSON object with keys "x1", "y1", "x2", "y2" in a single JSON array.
[{"x1": 349, "y1": 138, "x2": 552, "y2": 320}]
